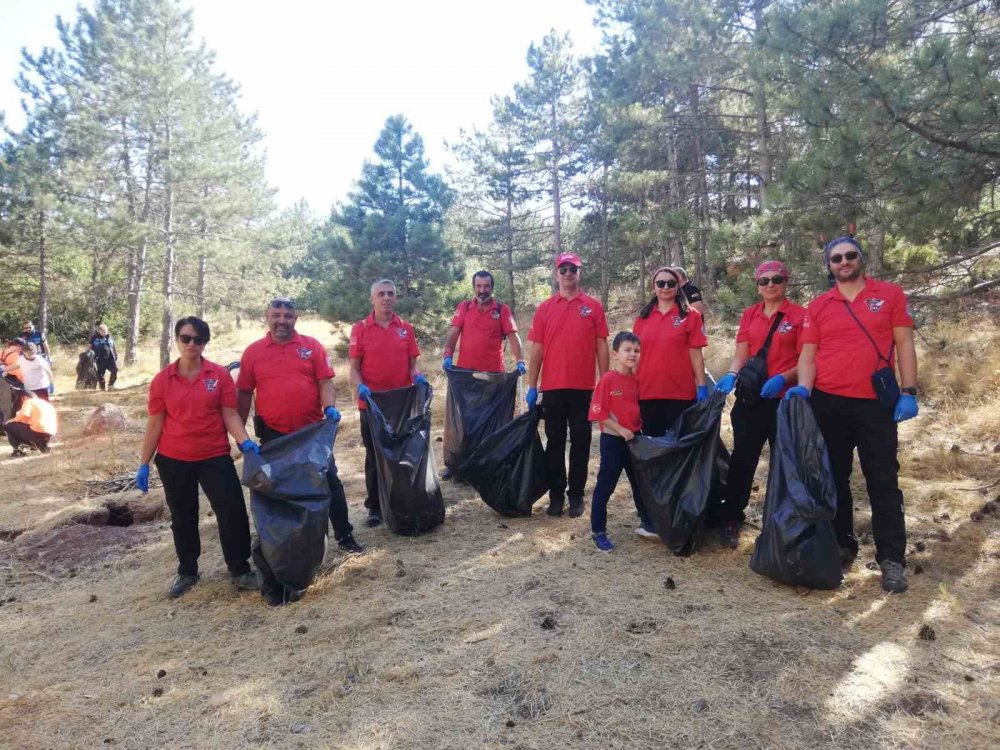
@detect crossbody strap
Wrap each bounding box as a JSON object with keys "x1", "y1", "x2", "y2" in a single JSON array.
[
  {"x1": 757, "y1": 311, "x2": 785, "y2": 359},
  {"x1": 841, "y1": 301, "x2": 894, "y2": 366}
]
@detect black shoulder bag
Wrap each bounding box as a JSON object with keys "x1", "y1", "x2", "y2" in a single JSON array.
[
  {"x1": 735, "y1": 311, "x2": 785, "y2": 407},
  {"x1": 842, "y1": 301, "x2": 899, "y2": 412}
]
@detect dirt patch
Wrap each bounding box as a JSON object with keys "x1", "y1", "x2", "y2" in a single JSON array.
[{"x1": 10, "y1": 524, "x2": 158, "y2": 574}]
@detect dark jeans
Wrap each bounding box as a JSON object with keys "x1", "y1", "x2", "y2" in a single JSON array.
[
  {"x1": 97, "y1": 359, "x2": 117, "y2": 389},
  {"x1": 154, "y1": 453, "x2": 253, "y2": 577},
  {"x1": 810, "y1": 389, "x2": 906, "y2": 564},
  {"x1": 4, "y1": 376, "x2": 24, "y2": 414},
  {"x1": 360, "y1": 410, "x2": 380, "y2": 514},
  {"x1": 256, "y1": 418, "x2": 355, "y2": 542},
  {"x1": 722, "y1": 398, "x2": 780, "y2": 524},
  {"x1": 591, "y1": 432, "x2": 648, "y2": 534},
  {"x1": 6, "y1": 422, "x2": 50, "y2": 452},
  {"x1": 639, "y1": 398, "x2": 695, "y2": 438},
  {"x1": 541, "y1": 388, "x2": 593, "y2": 504}
]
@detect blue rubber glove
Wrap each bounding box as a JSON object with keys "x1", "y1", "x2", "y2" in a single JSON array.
[
  {"x1": 413, "y1": 373, "x2": 429, "y2": 386},
  {"x1": 442, "y1": 356, "x2": 453, "y2": 370},
  {"x1": 135, "y1": 464, "x2": 149, "y2": 493},
  {"x1": 323, "y1": 406, "x2": 341, "y2": 422},
  {"x1": 239, "y1": 439, "x2": 260, "y2": 455},
  {"x1": 716, "y1": 372, "x2": 737, "y2": 395},
  {"x1": 696, "y1": 385, "x2": 709, "y2": 402},
  {"x1": 893, "y1": 393, "x2": 918, "y2": 423},
  {"x1": 526, "y1": 387, "x2": 538, "y2": 409},
  {"x1": 358, "y1": 384, "x2": 372, "y2": 400},
  {"x1": 516, "y1": 360, "x2": 527, "y2": 376},
  {"x1": 784, "y1": 385, "x2": 810, "y2": 400},
  {"x1": 760, "y1": 374, "x2": 786, "y2": 399}
]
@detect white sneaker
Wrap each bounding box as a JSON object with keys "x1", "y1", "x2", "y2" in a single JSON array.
[{"x1": 635, "y1": 524, "x2": 658, "y2": 539}]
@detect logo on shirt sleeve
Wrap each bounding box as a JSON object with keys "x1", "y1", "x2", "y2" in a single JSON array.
[
  {"x1": 580, "y1": 305, "x2": 592, "y2": 318},
  {"x1": 865, "y1": 298, "x2": 885, "y2": 313},
  {"x1": 590, "y1": 403, "x2": 602, "y2": 413},
  {"x1": 396, "y1": 327, "x2": 408, "y2": 340},
  {"x1": 204, "y1": 379, "x2": 219, "y2": 392},
  {"x1": 802, "y1": 315, "x2": 811, "y2": 329},
  {"x1": 349, "y1": 336, "x2": 357, "y2": 346}
]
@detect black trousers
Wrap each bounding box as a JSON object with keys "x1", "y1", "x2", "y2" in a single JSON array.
[
  {"x1": 96, "y1": 359, "x2": 117, "y2": 389},
  {"x1": 810, "y1": 389, "x2": 906, "y2": 564},
  {"x1": 591, "y1": 433, "x2": 648, "y2": 534},
  {"x1": 6, "y1": 422, "x2": 50, "y2": 452},
  {"x1": 541, "y1": 388, "x2": 593, "y2": 503},
  {"x1": 639, "y1": 398, "x2": 695, "y2": 438},
  {"x1": 359, "y1": 410, "x2": 381, "y2": 513},
  {"x1": 722, "y1": 398, "x2": 779, "y2": 524},
  {"x1": 154, "y1": 453, "x2": 253, "y2": 577},
  {"x1": 256, "y1": 418, "x2": 355, "y2": 542}
]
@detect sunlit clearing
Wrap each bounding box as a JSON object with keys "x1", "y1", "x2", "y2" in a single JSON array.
[{"x1": 827, "y1": 641, "x2": 909, "y2": 720}]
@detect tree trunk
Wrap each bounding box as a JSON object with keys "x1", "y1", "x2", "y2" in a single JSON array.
[
  {"x1": 868, "y1": 226, "x2": 886, "y2": 274},
  {"x1": 196, "y1": 252, "x2": 207, "y2": 318},
  {"x1": 666, "y1": 127, "x2": 683, "y2": 266},
  {"x1": 37, "y1": 210, "x2": 49, "y2": 335},
  {"x1": 599, "y1": 162, "x2": 610, "y2": 309},
  {"x1": 123, "y1": 127, "x2": 155, "y2": 367},
  {"x1": 159, "y1": 124, "x2": 175, "y2": 369},
  {"x1": 505, "y1": 193, "x2": 517, "y2": 315},
  {"x1": 689, "y1": 85, "x2": 711, "y2": 297},
  {"x1": 550, "y1": 100, "x2": 562, "y2": 260},
  {"x1": 753, "y1": 0, "x2": 771, "y2": 211}
]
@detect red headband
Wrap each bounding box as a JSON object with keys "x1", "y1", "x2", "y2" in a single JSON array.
[{"x1": 755, "y1": 260, "x2": 789, "y2": 280}]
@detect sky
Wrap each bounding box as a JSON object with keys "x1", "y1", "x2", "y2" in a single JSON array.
[{"x1": 0, "y1": 0, "x2": 603, "y2": 214}]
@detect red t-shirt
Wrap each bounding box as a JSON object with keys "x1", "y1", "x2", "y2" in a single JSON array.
[
  {"x1": 349, "y1": 313, "x2": 420, "y2": 409},
  {"x1": 149, "y1": 358, "x2": 237, "y2": 462},
  {"x1": 800, "y1": 278, "x2": 913, "y2": 399},
  {"x1": 236, "y1": 332, "x2": 335, "y2": 434},
  {"x1": 632, "y1": 305, "x2": 708, "y2": 400},
  {"x1": 589, "y1": 369, "x2": 641, "y2": 433},
  {"x1": 527, "y1": 292, "x2": 609, "y2": 391},
  {"x1": 736, "y1": 299, "x2": 806, "y2": 397},
  {"x1": 451, "y1": 299, "x2": 517, "y2": 373}
]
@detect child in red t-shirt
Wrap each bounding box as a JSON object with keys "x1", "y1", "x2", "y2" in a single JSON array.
[{"x1": 587, "y1": 332, "x2": 654, "y2": 551}]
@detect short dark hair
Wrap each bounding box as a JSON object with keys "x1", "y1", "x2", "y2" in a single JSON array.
[
  {"x1": 174, "y1": 316, "x2": 211, "y2": 342},
  {"x1": 612, "y1": 331, "x2": 640, "y2": 351},
  {"x1": 472, "y1": 270, "x2": 495, "y2": 288}
]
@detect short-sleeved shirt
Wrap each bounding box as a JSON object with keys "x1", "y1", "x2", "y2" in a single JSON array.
[
  {"x1": 23, "y1": 331, "x2": 46, "y2": 348},
  {"x1": 800, "y1": 278, "x2": 913, "y2": 400},
  {"x1": 90, "y1": 335, "x2": 116, "y2": 361},
  {"x1": 736, "y1": 299, "x2": 806, "y2": 397},
  {"x1": 13, "y1": 397, "x2": 57, "y2": 436},
  {"x1": 527, "y1": 292, "x2": 609, "y2": 391},
  {"x1": 17, "y1": 356, "x2": 52, "y2": 391},
  {"x1": 589, "y1": 370, "x2": 641, "y2": 433},
  {"x1": 633, "y1": 305, "x2": 708, "y2": 400},
  {"x1": 149, "y1": 358, "x2": 237, "y2": 462},
  {"x1": 1, "y1": 346, "x2": 23, "y2": 381},
  {"x1": 451, "y1": 299, "x2": 517, "y2": 373},
  {"x1": 349, "y1": 313, "x2": 420, "y2": 409},
  {"x1": 236, "y1": 332, "x2": 335, "y2": 432},
  {"x1": 682, "y1": 282, "x2": 702, "y2": 305}
]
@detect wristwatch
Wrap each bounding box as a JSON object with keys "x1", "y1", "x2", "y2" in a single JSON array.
[{"x1": 901, "y1": 387, "x2": 917, "y2": 396}]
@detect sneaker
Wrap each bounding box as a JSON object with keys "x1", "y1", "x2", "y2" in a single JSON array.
[
  {"x1": 546, "y1": 500, "x2": 564, "y2": 517},
  {"x1": 840, "y1": 547, "x2": 858, "y2": 568},
  {"x1": 168, "y1": 573, "x2": 199, "y2": 599},
  {"x1": 10, "y1": 448, "x2": 26, "y2": 458},
  {"x1": 635, "y1": 522, "x2": 658, "y2": 539},
  {"x1": 439, "y1": 467, "x2": 453, "y2": 480},
  {"x1": 591, "y1": 532, "x2": 614, "y2": 552},
  {"x1": 231, "y1": 570, "x2": 259, "y2": 591},
  {"x1": 720, "y1": 521, "x2": 741, "y2": 549},
  {"x1": 364, "y1": 511, "x2": 383, "y2": 528},
  {"x1": 337, "y1": 534, "x2": 365, "y2": 554},
  {"x1": 567, "y1": 498, "x2": 586, "y2": 518},
  {"x1": 879, "y1": 560, "x2": 908, "y2": 594}
]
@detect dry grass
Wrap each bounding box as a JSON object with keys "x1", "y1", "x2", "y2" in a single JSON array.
[{"x1": 0, "y1": 317, "x2": 997, "y2": 750}]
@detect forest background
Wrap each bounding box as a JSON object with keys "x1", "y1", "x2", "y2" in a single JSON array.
[{"x1": 2, "y1": 0, "x2": 998, "y2": 368}]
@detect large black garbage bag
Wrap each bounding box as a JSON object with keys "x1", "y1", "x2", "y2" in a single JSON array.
[
  {"x1": 366, "y1": 381, "x2": 445, "y2": 535},
  {"x1": 629, "y1": 392, "x2": 727, "y2": 555},
  {"x1": 443, "y1": 368, "x2": 518, "y2": 477},
  {"x1": 460, "y1": 406, "x2": 547, "y2": 517},
  {"x1": 750, "y1": 398, "x2": 843, "y2": 589},
  {"x1": 242, "y1": 419, "x2": 335, "y2": 604}
]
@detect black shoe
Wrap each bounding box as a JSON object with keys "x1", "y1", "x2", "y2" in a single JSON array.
[
  {"x1": 10, "y1": 448, "x2": 26, "y2": 458},
  {"x1": 231, "y1": 570, "x2": 259, "y2": 591},
  {"x1": 440, "y1": 467, "x2": 453, "y2": 480},
  {"x1": 880, "y1": 560, "x2": 908, "y2": 594},
  {"x1": 839, "y1": 547, "x2": 858, "y2": 568},
  {"x1": 338, "y1": 534, "x2": 365, "y2": 554},
  {"x1": 168, "y1": 573, "x2": 199, "y2": 599},
  {"x1": 720, "y1": 521, "x2": 740, "y2": 549},
  {"x1": 546, "y1": 500, "x2": 564, "y2": 517},
  {"x1": 567, "y1": 498, "x2": 586, "y2": 518},
  {"x1": 364, "y1": 511, "x2": 383, "y2": 528}
]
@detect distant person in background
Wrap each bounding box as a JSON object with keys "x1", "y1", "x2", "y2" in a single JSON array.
[
  {"x1": 672, "y1": 267, "x2": 704, "y2": 314},
  {"x1": 5, "y1": 391, "x2": 57, "y2": 457},
  {"x1": 17, "y1": 343, "x2": 54, "y2": 400},
  {"x1": 21, "y1": 321, "x2": 50, "y2": 360},
  {"x1": 90, "y1": 324, "x2": 119, "y2": 390}
]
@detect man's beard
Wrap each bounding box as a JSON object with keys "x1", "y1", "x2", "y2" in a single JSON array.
[
  {"x1": 476, "y1": 293, "x2": 491, "y2": 303},
  {"x1": 836, "y1": 265, "x2": 862, "y2": 282}
]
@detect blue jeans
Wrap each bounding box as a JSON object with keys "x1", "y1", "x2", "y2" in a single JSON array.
[{"x1": 591, "y1": 432, "x2": 648, "y2": 534}]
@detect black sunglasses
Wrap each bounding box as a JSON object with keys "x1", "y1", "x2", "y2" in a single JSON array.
[
  {"x1": 757, "y1": 275, "x2": 787, "y2": 286},
  {"x1": 178, "y1": 334, "x2": 208, "y2": 346},
  {"x1": 654, "y1": 279, "x2": 679, "y2": 289},
  {"x1": 270, "y1": 298, "x2": 295, "y2": 309},
  {"x1": 558, "y1": 265, "x2": 579, "y2": 275},
  {"x1": 829, "y1": 250, "x2": 859, "y2": 264}
]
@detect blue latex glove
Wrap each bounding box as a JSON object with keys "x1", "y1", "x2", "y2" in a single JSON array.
[
  {"x1": 135, "y1": 464, "x2": 149, "y2": 493},
  {"x1": 716, "y1": 372, "x2": 737, "y2": 395},
  {"x1": 784, "y1": 385, "x2": 810, "y2": 400},
  {"x1": 358, "y1": 384, "x2": 372, "y2": 400},
  {"x1": 894, "y1": 393, "x2": 918, "y2": 423},
  {"x1": 413, "y1": 373, "x2": 429, "y2": 386},
  {"x1": 760, "y1": 374, "x2": 786, "y2": 399},
  {"x1": 239, "y1": 439, "x2": 260, "y2": 455},
  {"x1": 526, "y1": 387, "x2": 538, "y2": 409},
  {"x1": 442, "y1": 356, "x2": 453, "y2": 370},
  {"x1": 323, "y1": 406, "x2": 341, "y2": 422},
  {"x1": 516, "y1": 360, "x2": 527, "y2": 376},
  {"x1": 696, "y1": 385, "x2": 709, "y2": 402}
]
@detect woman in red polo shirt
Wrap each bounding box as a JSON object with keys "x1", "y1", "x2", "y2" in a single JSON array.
[
  {"x1": 632, "y1": 266, "x2": 709, "y2": 437},
  {"x1": 135, "y1": 317, "x2": 260, "y2": 599},
  {"x1": 714, "y1": 260, "x2": 805, "y2": 548}
]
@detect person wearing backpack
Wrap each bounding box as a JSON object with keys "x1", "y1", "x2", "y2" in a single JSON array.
[
  {"x1": 785, "y1": 237, "x2": 918, "y2": 594},
  {"x1": 714, "y1": 260, "x2": 805, "y2": 549},
  {"x1": 89, "y1": 324, "x2": 119, "y2": 390}
]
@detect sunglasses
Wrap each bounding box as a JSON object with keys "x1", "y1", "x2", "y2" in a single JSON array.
[
  {"x1": 178, "y1": 334, "x2": 208, "y2": 346},
  {"x1": 270, "y1": 298, "x2": 295, "y2": 309},
  {"x1": 757, "y1": 275, "x2": 787, "y2": 287},
  {"x1": 558, "y1": 265, "x2": 579, "y2": 275},
  {"x1": 654, "y1": 279, "x2": 679, "y2": 289},
  {"x1": 829, "y1": 250, "x2": 859, "y2": 264}
]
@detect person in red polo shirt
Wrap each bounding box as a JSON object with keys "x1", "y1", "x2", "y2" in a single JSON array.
[
  {"x1": 786, "y1": 236, "x2": 918, "y2": 594},
  {"x1": 527, "y1": 252, "x2": 610, "y2": 518},
  {"x1": 349, "y1": 279, "x2": 423, "y2": 527},
  {"x1": 136, "y1": 317, "x2": 259, "y2": 599},
  {"x1": 236, "y1": 297, "x2": 363, "y2": 554},
  {"x1": 714, "y1": 260, "x2": 805, "y2": 548}
]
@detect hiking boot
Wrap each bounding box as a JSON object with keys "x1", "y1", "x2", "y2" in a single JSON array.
[
  {"x1": 879, "y1": 560, "x2": 908, "y2": 594},
  {"x1": 231, "y1": 570, "x2": 259, "y2": 591},
  {"x1": 338, "y1": 534, "x2": 365, "y2": 554},
  {"x1": 168, "y1": 573, "x2": 199, "y2": 599},
  {"x1": 840, "y1": 547, "x2": 858, "y2": 568},
  {"x1": 10, "y1": 448, "x2": 26, "y2": 458},
  {"x1": 635, "y1": 522, "x2": 658, "y2": 539},
  {"x1": 720, "y1": 521, "x2": 741, "y2": 549},
  {"x1": 440, "y1": 467, "x2": 453, "y2": 480},
  {"x1": 567, "y1": 498, "x2": 586, "y2": 518},
  {"x1": 364, "y1": 511, "x2": 383, "y2": 528},
  {"x1": 546, "y1": 499, "x2": 564, "y2": 517},
  {"x1": 591, "y1": 532, "x2": 614, "y2": 552}
]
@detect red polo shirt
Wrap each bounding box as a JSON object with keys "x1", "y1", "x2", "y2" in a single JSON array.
[
  {"x1": 349, "y1": 313, "x2": 420, "y2": 409},
  {"x1": 451, "y1": 299, "x2": 517, "y2": 372},
  {"x1": 236, "y1": 332, "x2": 334, "y2": 433},
  {"x1": 633, "y1": 305, "x2": 708, "y2": 400},
  {"x1": 736, "y1": 299, "x2": 806, "y2": 397},
  {"x1": 800, "y1": 277, "x2": 913, "y2": 399},
  {"x1": 589, "y1": 370, "x2": 641, "y2": 433},
  {"x1": 149, "y1": 358, "x2": 237, "y2": 462},
  {"x1": 527, "y1": 292, "x2": 609, "y2": 391}
]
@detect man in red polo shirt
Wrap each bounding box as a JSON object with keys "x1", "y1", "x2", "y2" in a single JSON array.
[
  {"x1": 527, "y1": 252, "x2": 610, "y2": 517},
  {"x1": 786, "y1": 237, "x2": 918, "y2": 594},
  {"x1": 349, "y1": 279, "x2": 424, "y2": 527},
  {"x1": 236, "y1": 297, "x2": 363, "y2": 553}
]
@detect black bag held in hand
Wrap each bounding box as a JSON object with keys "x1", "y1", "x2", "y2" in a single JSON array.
[
  {"x1": 842, "y1": 301, "x2": 899, "y2": 412},
  {"x1": 735, "y1": 311, "x2": 785, "y2": 407}
]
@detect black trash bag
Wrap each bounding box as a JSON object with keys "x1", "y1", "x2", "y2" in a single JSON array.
[
  {"x1": 629, "y1": 392, "x2": 727, "y2": 556},
  {"x1": 241, "y1": 419, "x2": 335, "y2": 605},
  {"x1": 443, "y1": 367, "x2": 519, "y2": 477},
  {"x1": 460, "y1": 406, "x2": 548, "y2": 517},
  {"x1": 750, "y1": 398, "x2": 843, "y2": 590},
  {"x1": 366, "y1": 381, "x2": 445, "y2": 535}
]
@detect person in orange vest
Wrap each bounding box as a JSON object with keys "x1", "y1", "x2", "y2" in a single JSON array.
[{"x1": 5, "y1": 391, "x2": 57, "y2": 456}]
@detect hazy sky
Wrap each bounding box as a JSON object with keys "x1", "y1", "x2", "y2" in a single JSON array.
[{"x1": 0, "y1": 0, "x2": 603, "y2": 214}]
